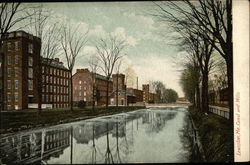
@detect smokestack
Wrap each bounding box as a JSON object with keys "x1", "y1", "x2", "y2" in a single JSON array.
[{"x1": 137, "y1": 77, "x2": 138, "y2": 90}]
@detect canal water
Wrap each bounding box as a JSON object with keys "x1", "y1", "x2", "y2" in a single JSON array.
[{"x1": 0, "y1": 107, "x2": 192, "y2": 164}]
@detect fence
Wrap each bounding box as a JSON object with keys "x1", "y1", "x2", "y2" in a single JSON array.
[{"x1": 208, "y1": 105, "x2": 229, "y2": 119}]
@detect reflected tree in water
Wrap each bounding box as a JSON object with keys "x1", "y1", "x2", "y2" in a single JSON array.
[{"x1": 104, "y1": 122, "x2": 114, "y2": 164}]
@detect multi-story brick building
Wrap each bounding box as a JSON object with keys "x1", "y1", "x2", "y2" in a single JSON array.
[
  {"x1": 0, "y1": 31, "x2": 41, "y2": 110},
  {"x1": 0, "y1": 31, "x2": 70, "y2": 110},
  {"x1": 110, "y1": 74, "x2": 135, "y2": 106},
  {"x1": 142, "y1": 84, "x2": 150, "y2": 103},
  {"x1": 41, "y1": 58, "x2": 70, "y2": 109},
  {"x1": 72, "y1": 68, "x2": 113, "y2": 106},
  {"x1": 127, "y1": 88, "x2": 143, "y2": 103}
]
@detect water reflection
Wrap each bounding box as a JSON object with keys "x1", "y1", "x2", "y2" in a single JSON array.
[{"x1": 0, "y1": 107, "x2": 190, "y2": 164}]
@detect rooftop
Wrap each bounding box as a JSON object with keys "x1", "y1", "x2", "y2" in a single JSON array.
[
  {"x1": 41, "y1": 58, "x2": 68, "y2": 70},
  {"x1": 2, "y1": 30, "x2": 41, "y2": 42}
]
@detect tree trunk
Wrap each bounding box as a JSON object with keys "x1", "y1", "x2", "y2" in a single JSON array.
[
  {"x1": 226, "y1": 53, "x2": 233, "y2": 123},
  {"x1": 37, "y1": 56, "x2": 42, "y2": 113},
  {"x1": 116, "y1": 75, "x2": 118, "y2": 107},
  {"x1": 201, "y1": 70, "x2": 209, "y2": 113},
  {"x1": 0, "y1": 45, "x2": 5, "y2": 111},
  {"x1": 196, "y1": 83, "x2": 201, "y2": 110},
  {"x1": 70, "y1": 72, "x2": 73, "y2": 111},
  {"x1": 92, "y1": 81, "x2": 95, "y2": 110},
  {"x1": 105, "y1": 78, "x2": 109, "y2": 109}
]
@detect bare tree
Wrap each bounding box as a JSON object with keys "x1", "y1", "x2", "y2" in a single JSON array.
[
  {"x1": 26, "y1": 4, "x2": 61, "y2": 112},
  {"x1": 0, "y1": 3, "x2": 36, "y2": 111},
  {"x1": 124, "y1": 65, "x2": 137, "y2": 89},
  {"x1": 95, "y1": 35, "x2": 126, "y2": 108},
  {"x1": 115, "y1": 59, "x2": 122, "y2": 107},
  {"x1": 88, "y1": 55, "x2": 99, "y2": 110},
  {"x1": 60, "y1": 24, "x2": 88, "y2": 111},
  {"x1": 153, "y1": 0, "x2": 233, "y2": 121}
]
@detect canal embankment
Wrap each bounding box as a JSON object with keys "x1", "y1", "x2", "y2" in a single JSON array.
[
  {"x1": 188, "y1": 106, "x2": 233, "y2": 162},
  {"x1": 0, "y1": 106, "x2": 145, "y2": 135}
]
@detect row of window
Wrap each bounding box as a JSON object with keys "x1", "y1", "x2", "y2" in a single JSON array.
[
  {"x1": 42, "y1": 94, "x2": 69, "y2": 103},
  {"x1": 7, "y1": 80, "x2": 19, "y2": 90},
  {"x1": 42, "y1": 66, "x2": 70, "y2": 78},
  {"x1": 7, "y1": 92, "x2": 19, "y2": 103},
  {"x1": 42, "y1": 85, "x2": 69, "y2": 94},
  {"x1": 78, "y1": 91, "x2": 87, "y2": 97},
  {"x1": 7, "y1": 42, "x2": 33, "y2": 54},
  {"x1": 75, "y1": 85, "x2": 88, "y2": 91},
  {"x1": 42, "y1": 75, "x2": 69, "y2": 86}
]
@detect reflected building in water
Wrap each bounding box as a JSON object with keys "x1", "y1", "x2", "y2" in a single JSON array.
[{"x1": 0, "y1": 127, "x2": 70, "y2": 164}]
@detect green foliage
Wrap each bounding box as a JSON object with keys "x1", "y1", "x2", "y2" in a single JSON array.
[
  {"x1": 163, "y1": 88, "x2": 178, "y2": 103},
  {"x1": 189, "y1": 106, "x2": 233, "y2": 162},
  {"x1": 179, "y1": 63, "x2": 200, "y2": 103}
]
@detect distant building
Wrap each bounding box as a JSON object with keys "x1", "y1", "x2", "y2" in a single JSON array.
[
  {"x1": 72, "y1": 68, "x2": 113, "y2": 106},
  {"x1": 0, "y1": 31, "x2": 70, "y2": 110},
  {"x1": 110, "y1": 74, "x2": 135, "y2": 106},
  {"x1": 142, "y1": 84, "x2": 150, "y2": 103},
  {"x1": 127, "y1": 88, "x2": 143, "y2": 103}
]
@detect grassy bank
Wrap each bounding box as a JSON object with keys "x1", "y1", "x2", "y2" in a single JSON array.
[
  {"x1": 189, "y1": 106, "x2": 233, "y2": 162},
  {"x1": 0, "y1": 106, "x2": 145, "y2": 135}
]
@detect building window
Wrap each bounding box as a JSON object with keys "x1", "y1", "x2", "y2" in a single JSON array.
[
  {"x1": 28, "y1": 56, "x2": 33, "y2": 66},
  {"x1": 15, "y1": 93, "x2": 18, "y2": 102},
  {"x1": 79, "y1": 92, "x2": 82, "y2": 97},
  {"x1": 7, "y1": 93, "x2": 11, "y2": 102},
  {"x1": 7, "y1": 42, "x2": 12, "y2": 51},
  {"x1": 42, "y1": 75, "x2": 45, "y2": 83},
  {"x1": 14, "y1": 68, "x2": 19, "y2": 77},
  {"x1": 28, "y1": 68, "x2": 33, "y2": 78},
  {"x1": 84, "y1": 87, "x2": 86, "y2": 90},
  {"x1": 84, "y1": 97, "x2": 86, "y2": 101},
  {"x1": 15, "y1": 56, "x2": 18, "y2": 64},
  {"x1": 15, "y1": 41, "x2": 19, "y2": 51},
  {"x1": 15, "y1": 80, "x2": 18, "y2": 89},
  {"x1": 84, "y1": 81, "x2": 86, "y2": 84},
  {"x1": 7, "y1": 68, "x2": 11, "y2": 77},
  {"x1": 42, "y1": 95, "x2": 45, "y2": 102},
  {"x1": 84, "y1": 92, "x2": 86, "y2": 96},
  {"x1": 54, "y1": 69, "x2": 56, "y2": 75},
  {"x1": 54, "y1": 77, "x2": 56, "y2": 84},
  {"x1": 7, "y1": 80, "x2": 11, "y2": 89},
  {"x1": 7, "y1": 56, "x2": 11, "y2": 65},
  {"x1": 28, "y1": 43, "x2": 33, "y2": 54},
  {"x1": 50, "y1": 68, "x2": 53, "y2": 75},
  {"x1": 79, "y1": 80, "x2": 82, "y2": 84},
  {"x1": 42, "y1": 66, "x2": 44, "y2": 73},
  {"x1": 79, "y1": 86, "x2": 82, "y2": 90},
  {"x1": 28, "y1": 80, "x2": 33, "y2": 90}
]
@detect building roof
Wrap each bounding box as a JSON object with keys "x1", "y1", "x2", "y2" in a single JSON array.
[
  {"x1": 92, "y1": 72, "x2": 112, "y2": 81},
  {"x1": 41, "y1": 58, "x2": 69, "y2": 70},
  {"x1": 110, "y1": 89, "x2": 135, "y2": 97},
  {"x1": 2, "y1": 30, "x2": 41, "y2": 42}
]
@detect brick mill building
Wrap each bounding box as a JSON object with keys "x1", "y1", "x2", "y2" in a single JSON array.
[
  {"x1": 0, "y1": 31, "x2": 70, "y2": 110},
  {"x1": 72, "y1": 68, "x2": 113, "y2": 106},
  {"x1": 110, "y1": 74, "x2": 135, "y2": 106},
  {"x1": 41, "y1": 58, "x2": 70, "y2": 109}
]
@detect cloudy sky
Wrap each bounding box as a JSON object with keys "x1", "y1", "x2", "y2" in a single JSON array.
[{"x1": 42, "y1": 2, "x2": 184, "y2": 96}]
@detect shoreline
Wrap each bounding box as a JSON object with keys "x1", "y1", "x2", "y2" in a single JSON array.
[{"x1": 0, "y1": 106, "x2": 145, "y2": 136}]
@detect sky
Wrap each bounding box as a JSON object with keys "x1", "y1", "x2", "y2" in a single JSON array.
[{"x1": 39, "y1": 2, "x2": 185, "y2": 96}]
